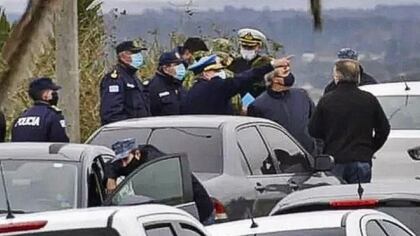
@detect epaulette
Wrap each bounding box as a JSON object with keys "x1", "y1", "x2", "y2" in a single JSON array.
[
  {"x1": 110, "y1": 69, "x2": 119, "y2": 79},
  {"x1": 142, "y1": 79, "x2": 150, "y2": 86},
  {"x1": 49, "y1": 105, "x2": 62, "y2": 113}
]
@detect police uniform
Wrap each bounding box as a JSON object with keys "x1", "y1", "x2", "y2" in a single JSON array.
[
  {"x1": 100, "y1": 41, "x2": 150, "y2": 125},
  {"x1": 181, "y1": 55, "x2": 275, "y2": 115},
  {"x1": 149, "y1": 52, "x2": 187, "y2": 116}
]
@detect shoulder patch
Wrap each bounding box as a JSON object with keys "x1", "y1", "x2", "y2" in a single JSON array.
[
  {"x1": 142, "y1": 80, "x2": 150, "y2": 86},
  {"x1": 49, "y1": 105, "x2": 62, "y2": 113},
  {"x1": 110, "y1": 70, "x2": 118, "y2": 79}
]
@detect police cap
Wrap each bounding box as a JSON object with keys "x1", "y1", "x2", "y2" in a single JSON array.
[
  {"x1": 238, "y1": 28, "x2": 266, "y2": 47},
  {"x1": 158, "y1": 52, "x2": 183, "y2": 66},
  {"x1": 111, "y1": 138, "x2": 136, "y2": 162},
  {"x1": 188, "y1": 54, "x2": 224, "y2": 75},
  {"x1": 116, "y1": 40, "x2": 147, "y2": 54}
]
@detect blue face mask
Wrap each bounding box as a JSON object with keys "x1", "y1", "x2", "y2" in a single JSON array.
[
  {"x1": 174, "y1": 64, "x2": 186, "y2": 81},
  {"x1": 129, "y1": 53, "x2": 144, "y2": 69}
]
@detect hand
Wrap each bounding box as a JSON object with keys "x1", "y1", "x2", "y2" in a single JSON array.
[{"x1": 271, "y1": 55, "x2": 294, "y2": 68}]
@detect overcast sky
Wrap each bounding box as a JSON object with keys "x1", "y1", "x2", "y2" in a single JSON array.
[{"x1": 1, "y1": 0, "x2": 420, "y2": 14}]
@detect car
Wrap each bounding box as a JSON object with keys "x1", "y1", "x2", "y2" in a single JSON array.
[
  {"x1": 206, "y1": 209, "x2": 415, "y2": 236},
  {"x1": 87, "y1": 115, "x2": 342, "y2": 221},
  {"x1": 360, "y1": 81, "x2": 420, "y2": 182},
  {"x1": 0, "y1": 143, "x2": 198, "y2": 218},
  {"x1": 269, "y1": 182, "x2": 420, "y2": 233},
  {"x1": 0, "y1": 204, "x2": 210, "y2": 236}
]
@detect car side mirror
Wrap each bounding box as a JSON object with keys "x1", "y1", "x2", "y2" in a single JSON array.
[
  {"x1": 408, "y1": 146, "x2": 420, "y2": 160},
  {"x1": 314, "y1": 154, "x2": 335, "y2": 171}
]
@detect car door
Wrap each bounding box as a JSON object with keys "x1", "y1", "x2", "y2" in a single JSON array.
[
  {"x1": 257, "y1": 124, "x2": 339, "y2": 190},
  {"x1": 236, "y1": 125, "x2": 292, "y2": 216},
  {"x1": 105, "y1": 154, "x2": 199, "y2": 219}
]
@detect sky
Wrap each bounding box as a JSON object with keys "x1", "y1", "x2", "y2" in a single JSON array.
[{"x1": 1, "y1": 0, "x2": 420, "y2": 15}]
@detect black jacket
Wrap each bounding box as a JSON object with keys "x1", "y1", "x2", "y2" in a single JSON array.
[
  {"x1": 182, "y1": 64, "x2": 274, "y2": 115},
  {"x1": 248, "y1": 88, "x2": 315, "y2": 153},
  {"x1": 324, "y1": 67, "x2": 378, "y2": 95},
  {"x1": 100, "y1": 64, "x2": 150, "y2": 125},
  {"x1": 149, "y1": 71, "x2": 186, "y2": 116},
  {"x1": 0, "y1": 111, "x2": 5, "y2": 142},
  {"x1": 11, "y1": 102, "x2": 69, "y2": 142},
  {"x1": 308, "y1": 82, "x2": 390, "y2": 163}
]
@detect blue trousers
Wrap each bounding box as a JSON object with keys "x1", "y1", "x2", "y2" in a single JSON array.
[{"x1": 332, "y1": 161, "x2": 372, "y2": 184}]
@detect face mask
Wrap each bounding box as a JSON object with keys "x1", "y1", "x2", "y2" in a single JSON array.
[
  {"x1": 174, "y1": 64, "x2": 186, "y2": 81},
  {"x1": 282, "y1": 74, "x2": 295, "y2": 87},
  {"x1": 129, "y1": 53, "x2": 144, "y2": 69},
  {"x1": 215, "y1": 70, "x2": 227, "y2": 80},
  {"x1": 240, "y1": 48, "x2": 257, "y2": 61},
  {"x1": 49, "y1": 91, "x2": 59, "y2": 106}
]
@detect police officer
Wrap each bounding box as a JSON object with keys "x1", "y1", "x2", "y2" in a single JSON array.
[
  {"x1": 149, "y1": 52, "x2": 186, "y2": 116},
  {"x1": 181, "y1": 54, "x2": 291, "y2": 115},
  {"x1": 104, "y1": 138, "x2": 215, "y2": 225},
  {"x1": 0, "y1": 110, "x2": 5, "y2": 142},
  {"x1": 11, "y1": 77, "x2": 69, "y2": 142},
  {"x1": 100, "y1": 40, "x2": 150, "y2": 125}
]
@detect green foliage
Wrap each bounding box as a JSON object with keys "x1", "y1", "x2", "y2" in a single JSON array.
[{"x1": 0, "y1": 8, "x2": 10, "y2": 49}]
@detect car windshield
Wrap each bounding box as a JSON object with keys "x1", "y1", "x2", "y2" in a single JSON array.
[
  {"x1": 376, "y1": 95, "x2": 420, "y2": 130},
  {"x1": 89, "y1": 127, "x2": 223, "y2": 173},
  {"x1": 0, "y1": 160, "x2": 78, "y2": 213}
]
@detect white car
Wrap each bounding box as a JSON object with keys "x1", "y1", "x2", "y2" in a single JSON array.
[
  {"x1": 206, "y1": 209, "x2": 415, "y2": 236},
  {"x1": 0, "y1": 204, "x2": 211, "y2": 236},
  {"x1": 360, "y1": 81, "x2": 420, "y2": 182}
]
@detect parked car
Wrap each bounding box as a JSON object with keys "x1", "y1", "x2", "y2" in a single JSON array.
[
  {"x1": 206, "y1": 209, "x2": 415, "y2": 236},
  {"x1": 87, "y1": 115, "x2": 342, "y2": 220},
  {"x1": 360, "y1": 81, "x2": 420, "y2": 182},
  {"x1": 270, "y1": 182, "x2": 420, "y2": 233},
  {"x1": 0, "y1": 204, "x2": 210, "y2": 236},
  {"x1": 0, "y1": 143, "x2": 198, "y2": 218}
]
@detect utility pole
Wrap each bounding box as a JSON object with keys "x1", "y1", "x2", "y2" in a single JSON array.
[{"x1": 55, "y1": 0, "x2": 80, "y2": 142}]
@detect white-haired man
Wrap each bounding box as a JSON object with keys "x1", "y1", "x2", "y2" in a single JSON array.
[{"x1": 308, "y1": 59, "x2": 390, "y2": 184}]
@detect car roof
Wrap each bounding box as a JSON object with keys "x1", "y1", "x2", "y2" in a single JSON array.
[
  {"x1": 206, "y1": 210, "x2": 352, "y2": 235},
  {"x1": 0, "y1": 143, "x2": 114, "y2": 162},
  {"x1": 101, "y1": 115, "x2": 276, "y2": 129},
  {"x1": 360, "y1": 81, "x2": 420, "y2": 96},
  {"x1": 271, "y1": 182, "x2": 420, "y2": 214},
  {"x1": 0, "y1": 204, "x2": 191, "y2": 233}
]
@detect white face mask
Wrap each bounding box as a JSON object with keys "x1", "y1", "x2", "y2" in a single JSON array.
[
  {"x1": 214, "y1": 70, "x2": 227, "y2": 80},
  {"x1": 240, "y1": 48, "x2": 257, "y2": 61}
]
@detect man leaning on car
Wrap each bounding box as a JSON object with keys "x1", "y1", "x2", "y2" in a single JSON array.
[{"x1": 308, "y1": 59, "x2": 390, "y2": 184}]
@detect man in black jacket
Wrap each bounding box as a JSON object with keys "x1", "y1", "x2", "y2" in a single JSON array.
[
  {"x1": 0, "y1": 110, "x2": 5, "y2": 142},
  {"x1": 324, "y1": 48, "x2": 377, "y2": 95},
  {"x1": 309, "y1": 59, "x2": 390, "y2": 184},
  {"x1": 149, "y1": 52, "x2": 186, "y2": 116}
]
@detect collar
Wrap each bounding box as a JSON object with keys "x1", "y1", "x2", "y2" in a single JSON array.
[
  {"x1": 336, "y1": 81, "x2": 358, "y2": 89},
  {"x1": 267, "y1": 87, "x2": 289, "y2": 98},
  {"x1": 34, "y1": 101, "x2": 51, "y2": 106},
  {"x1": 156, "y1": 71, "x2": 181, "y2": 85},
  {"x1": 117, "y1": 62, "x2": 138, "y2": 76}
]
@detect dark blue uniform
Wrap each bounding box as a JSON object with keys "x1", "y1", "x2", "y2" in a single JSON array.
[
  {"x1": 11, "y1": 101, "x2": 69, "y2": 142},
  {"x1": 100, "y1": 64, "x2": 151, "y2": 125},
  {"x1": 149, "y1": 72, "x2": 186, "y2": 116},
  {"x1": 182, "y1": 64, "x2": 274, "y2": 115},
  {"x1": 248, "y1": 88, "x2": 315, "y2": 153}
]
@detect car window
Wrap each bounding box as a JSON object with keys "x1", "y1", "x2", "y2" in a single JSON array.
[
  {"x1": 179, "y1": 223, "x2": 206, "y2": 236},
  {"x1": 378, "y1": 206, "x2": 420, "y2": 234},
  {"x1": 0, "y1": 160, "x2": 78, "y2": 212},
  {"x1": 376, "y1": 95, "x2": 420, "y2": 130},
  {"x1": 366, "y1": 220, "x2": 387, "y2": 236},
  {"x1": 378, "y1": 220, "x2": 413, "y2": 236},
  {"x1": 112, "y1": 157, "x2": 184, "y2": 205},
  {"x1": 243, "y1": 227, "x2": 345, "y2": 235},
  {"x1": 145, "y1": 223, "x2": 176, "y2": 236},
  {"x1": 237, "y1": 126, "x2": 275, "y2": 175},
  {"x1": 259, "y1": 126, "x2": 310, "y2": 173},
  {"x1": 22, "y1": 228, "x2": 120, "y2": 236},
  {"x1": 89, "y1": 127, "x2": 223, "y2": 173}
]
